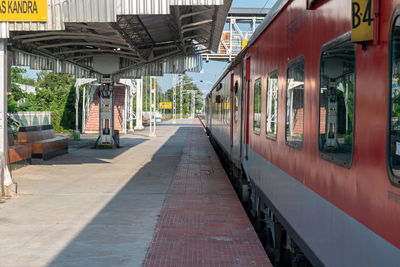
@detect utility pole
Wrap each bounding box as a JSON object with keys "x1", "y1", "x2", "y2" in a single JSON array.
[
  {"x1": 180, "y1": 75, "x2": 183, "y2": 120},
  {"x1": 173, "y1": 74, "x2": 176, "y2": 124},
  {"x1": 149, "y1": 76, "x2": 156, "y2": 137}
]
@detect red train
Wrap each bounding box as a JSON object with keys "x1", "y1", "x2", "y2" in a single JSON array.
[{"x1": 205, "y1": 0, "x2": 400, "y2": 265}]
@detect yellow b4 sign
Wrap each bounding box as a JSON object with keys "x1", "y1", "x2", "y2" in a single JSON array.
[
  {"x1": 159, "y1": 102, "x2": 172, "y2": 109},
  {"x1": 0, "y1": 0, "x2": 47, "y2": 22},
  {"x1": 351, "y1": 0, "x2": 374, "y2": 43}
]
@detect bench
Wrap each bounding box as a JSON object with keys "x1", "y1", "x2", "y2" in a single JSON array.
[
  {"x1": 8, "y1": 128, "x2": 32, "y2": 170},
  {"x1": 16, "y1": 125, "x2": 68, "y2": 160}
]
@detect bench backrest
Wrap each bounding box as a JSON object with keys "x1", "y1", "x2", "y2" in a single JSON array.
[
  {"x1": 8, "y1": 128, "x2": 14, "y2": 146},
  {"x1": 17, "y1": 125, "x2": 56, "y2": 144}
]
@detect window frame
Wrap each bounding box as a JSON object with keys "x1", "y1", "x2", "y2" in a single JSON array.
[
  {"x1": 317, "y1": 32, "x2": 355, "y2": 169},
  {"x1": 253, "y1": 78, "x2": 262, "y2": 135},
  {"x1": 285, "y1": 56, "x2": 305, "y2": 150},
  {"x1": 266, "y1": 70, "x2": 278, "y2": 141},
  {"x1": 387, "y1": 7, "x2": 400, "y2": 187},
  {"x1": 234, "y1": 81, "x2": 239, "y2": 122}
]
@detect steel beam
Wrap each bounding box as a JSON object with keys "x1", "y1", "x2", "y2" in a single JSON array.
[
  {"x1": 179, "y1": 8, "x2": 214, "y2": 20},
  {"x1": 111, "y1": 22, "x2": 146, "y2": 61},
  {"x1": 38, "y1": 42, "x2": 129, "y2": 50},
  {"x1": 22, "y1": 35, "x2": 126, "y2": 45},
  {"x1": 181, "y1": 19, "x2": 213, "y2": 30}
]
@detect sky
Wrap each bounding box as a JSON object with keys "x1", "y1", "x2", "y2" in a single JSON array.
[{"x1": 24, "y1": 0, "x2": 278, "y2": 96}]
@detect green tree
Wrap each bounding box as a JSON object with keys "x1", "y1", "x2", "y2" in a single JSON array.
[{"x1": 164, "y1": 74, "x2": 203, "y2": 117}]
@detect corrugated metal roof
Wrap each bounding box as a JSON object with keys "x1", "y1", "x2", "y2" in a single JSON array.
[
  {"x1": 119, "y1": 54, "x2": 202, "y2": 79},
  {"x1": 6, "y1": 0, "x2": 228, "y2": 32},
  {"x1": 6, "y1": 0, "x2": 232, "y2": 78}
]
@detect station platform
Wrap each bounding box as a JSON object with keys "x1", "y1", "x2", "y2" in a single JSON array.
[{"x1": 0, "y1": 119, "x2": 271, "y2": 266}]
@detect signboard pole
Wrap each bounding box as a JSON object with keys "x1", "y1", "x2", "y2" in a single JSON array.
[
  {"x1": 180, "y1": 75, "x2": 183, "y2": 120},
  {"x1": 0, "y1": 36, "x2": 8, "y2": 198},
  {"x1": 173, "y1": 74, "x2": 176, "y2": 124},
  {"x1": 149, "y1": 77, "x2": 156, "y2": 137}
]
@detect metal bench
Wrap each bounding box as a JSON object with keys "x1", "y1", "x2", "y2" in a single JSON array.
[
  {"x1": 8, "y1": 129, "x2": 32, "y2": 170},
  {"x1": 16, "y1": 125, "x2": 68, "y2": 160}
]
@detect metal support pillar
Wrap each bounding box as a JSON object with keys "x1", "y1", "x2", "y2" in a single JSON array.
[
  {"x1": 129, "y1": 81, "x2": 134, "y2": 133},
  {"x1": 173, "y1": 74, "x2": 177, "y2": 124},
  {"x1": 149, "y1": 76, "x2": 156, "y2": 137},
  {"x1": 97, "y1": 76, "x2": 117, "y2": 148},
  {"x1": 134, "y1": 78, "x2": 144, "y2": 130},
  {"x1": 74, "y1": 83, "x2": 80, "y2": 138},
  {"x1": 77, "y1": 78, "x2": 96, "y2": 135},
  {"x1": 0, "y1": 38, "x2": 7, "y2": 197},
  {"x1": 180, "y1": 75, "x2": 183, "y2": 120},
  {"x1": 82, "y1": 85, "x2": 86, "y2": 134},
  {"x1": 123, "y1": 85, "x2": 128, "y2": 134}
]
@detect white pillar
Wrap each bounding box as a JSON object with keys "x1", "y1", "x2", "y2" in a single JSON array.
[
  {"x1": 75, "y1": 84, "x2": 80, "y2": 133},
  {"x1": 172, "y1": 75, "x2": 176, "y2": 124},
  {"x1": 82, "y1": 85, "x2": 86, "y2": 134},
  {"x1": 180, "y1": 75, "x2": 183, "y2": 120},
  {"x1": 0, "y1": 39, "x2": 8, "y2": 197},
  {"x1": 134, "y1": 78, "x2": 144, "y2": 130},
  {"x1": 123, "y1": 85, "x2": 128, "y2": 134},
  {"x1": 129, "y1": 82, "x2": 134, "y2": 132},
  {"x1": 149, "y1": 76, "x2": 156, "y2": 137}
]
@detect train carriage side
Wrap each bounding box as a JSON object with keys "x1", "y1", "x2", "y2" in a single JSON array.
[
  {"x1": 205, "y1": 0, "x2": 400, "y2": 265},
  {"x1": 208, "y1": 73, "x2": 233, "y2": 158},
  {"x1": 241, "y1": 0, "x2": 400, "y2": 265}
]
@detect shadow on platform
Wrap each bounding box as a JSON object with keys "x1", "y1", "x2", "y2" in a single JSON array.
[
  {"x1": 47, "y1": 127, "x2": 192, "y2": 266},
  {"x1": 32, "y1": 137, "x2": 149, "y2": 165}
]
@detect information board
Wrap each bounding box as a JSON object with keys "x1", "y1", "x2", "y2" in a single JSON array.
[
  {"x1": 0, "y1": 0, "x2": 47, "y2": 22},
  {"x1": 351, "y1": 0, "x2": 374, "y2": 43},
  {"x1": 159, "y1": 102, "x2": 172, "y2": 109}
]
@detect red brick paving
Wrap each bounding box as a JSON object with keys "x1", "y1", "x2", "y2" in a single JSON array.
[{"x1": 144, "y1": 120, "x2": 272, "y2": 267}]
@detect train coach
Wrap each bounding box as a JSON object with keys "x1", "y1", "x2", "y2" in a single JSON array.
[{"x1": 205, "y1": 0, "x2": 400, "y2": 266}]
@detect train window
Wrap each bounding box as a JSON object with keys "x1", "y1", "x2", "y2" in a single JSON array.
[
  {"x1": 253, "y1": 78, "x2": 262, "y2": 134},
  {"x1": 266, "y1": 71, "x2": 278, "y2": 140},
  {"x1": 286, "y1": 58, "x2": 304, "y2": 148},
  {"x1": 389, "y1": 15, "x2": 400, "y2": 184},
  {"x1": 319, "y1": 39, "x2": 355, "y2": 167}
]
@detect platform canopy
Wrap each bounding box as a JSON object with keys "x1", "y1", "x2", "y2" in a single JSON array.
[{"x1": 3, "y1": 0, "x2": 232, "y2": 78}]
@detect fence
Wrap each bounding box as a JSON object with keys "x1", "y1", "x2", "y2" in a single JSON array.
[{"x1": 9, "y1": 111, "x2": 52, "y2": 127}]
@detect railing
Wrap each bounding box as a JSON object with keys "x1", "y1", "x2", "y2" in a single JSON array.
[{"x1": 10, "y1": 111, "x2": 52, "y2": 126}]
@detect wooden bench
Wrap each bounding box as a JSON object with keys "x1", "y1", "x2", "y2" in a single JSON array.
[
  {"x1": 16, "y1": 125, "x2": 68, "y2": 160},
  {"x1": 8, "y1": 129, "x2": 32, "y2": 170}
]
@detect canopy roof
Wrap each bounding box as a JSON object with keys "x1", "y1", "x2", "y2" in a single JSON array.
[{"x1": 4, "y1": 0, "x2": 232, "y2": 78}]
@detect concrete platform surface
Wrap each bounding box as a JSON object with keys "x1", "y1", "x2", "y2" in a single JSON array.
[{"x1": 0, "y1": 119, "x2": 271, "y2": 267}]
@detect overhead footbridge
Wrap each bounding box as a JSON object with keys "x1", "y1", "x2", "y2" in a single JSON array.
[{"x1": 0, "y1": 0, "x2": 232, "y2": 196}]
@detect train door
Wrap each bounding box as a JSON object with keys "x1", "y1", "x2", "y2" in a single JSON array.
[
  {"x1": 244, "y1": 57, "x2": 251, "y2": 160},
  {"x1": 230, "y1": 73, "x2": 234, "y2": 148},
  {"x1": 206, "y1": 94, "x2": 211, "y2": 129}
]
